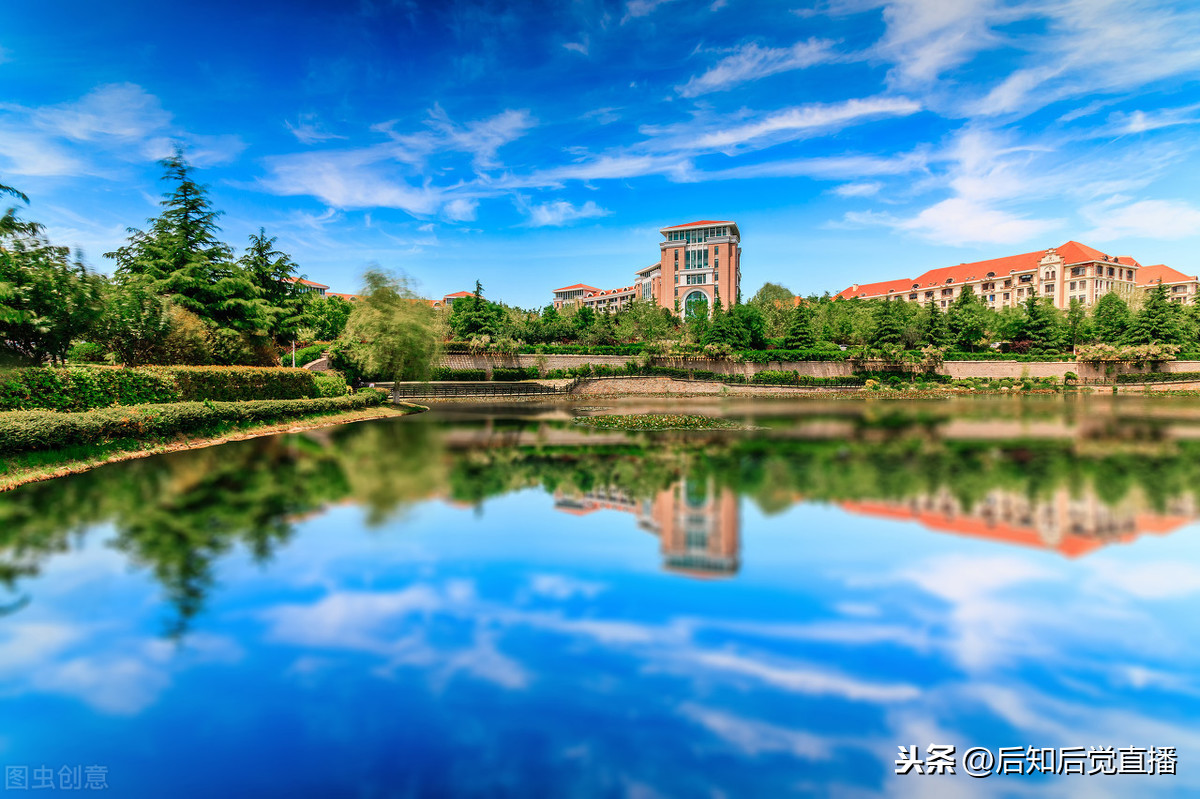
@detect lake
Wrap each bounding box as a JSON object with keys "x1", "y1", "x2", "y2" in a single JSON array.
[{"x1": 2, "y1": 395, "x2": 1199, "y2": 796}]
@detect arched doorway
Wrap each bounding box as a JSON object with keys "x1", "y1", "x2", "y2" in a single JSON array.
[{"x1": 684, "y1": 291, "x2": 709, "y2": 320}]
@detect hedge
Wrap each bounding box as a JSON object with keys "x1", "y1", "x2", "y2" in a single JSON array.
[
  {"x1": 430, "y1": 367, "x2": 488, "y2": 381},
  {"x1": 1114, "y1": 371, "x2": 1200, "y2": 384},
  {"x1": 0, "y1": 366, "x2": 348, "y2": 412},
  {"x1": 492, "y1": 367, "x2": 539, "y2": 381},
  {"x1": 738, "y1": 349, "x2": 850, "y2": 363},
  {"x1": 0, "y1": 391, "x2": 386, "y2": 455}
]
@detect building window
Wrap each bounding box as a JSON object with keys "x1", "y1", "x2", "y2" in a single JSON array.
[
  {"x1": 925, "y1": 291, "x2": 933, "y2": 299},
  {"x1": 1019, "y1": 274, "x2": 1032, "y2": 283},
  {"x1": 1072, "y1": 266, "x2": 1086, "y2": 277},
  {"x1": 1070, "y1": 281, "x2": 1076, "y2": 290},
  {"x1": 674, "y1": 250, "x2": 679, "y2": 262},
  {"x1": 1107, "y1": 267, "x2": 1115, "y2": 277},
  {"x1": 1003, "y1": 293, "x2": 1010, "y2": 300},
  {"x1": 684, "y1": 291, "x2": 709, "y2": 319},
  {"x1": 1004, "y1": 280, "x2": 1012, "y2": 288},
  {"x1": 908, "y1": 293, "x2": 917, "y2": 300},
  {"x1": 686, "y1": 274, "x2": 707, "y2": 285},
  {"x1": 1044, "y1": 285, "x2": 1055, "y2": 294}
]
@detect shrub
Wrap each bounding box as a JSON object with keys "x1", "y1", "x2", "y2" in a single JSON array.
[
  {"x1": 313, "y1": 371, "x2": 349, "y2": 397},
  {"x1": 751, "y1": 370, "x2": 799, "y2": 386},
  {"x1": 0, "y1": 365, "x2": 343, "y2": 411},
  {"x1": 1114, "y1": 371, "x2": 1200, "y2": 384},
  {"x1": 285, "y1": 343, "x2": 329, "y2": 368},
  {"x1": 430, "y1": 368, "x2": 487, "y2": 381},
  {"x1": 492, "y1": 367, "x2": 538, "y2": 381},
  {"x1": 0, "y1": 392, "x2": 385, "y2": 455},
  {"x1": 67, "y1": 342, "x2": 108, "y2": 363}
]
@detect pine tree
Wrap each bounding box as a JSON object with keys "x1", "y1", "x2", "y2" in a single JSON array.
[
  {"x1": 105, "y1": 150, "x2": 259, "y2": 346},
  {"x1": 239, "y1": 228, "x2": 307, "y2": 340},
  {"x1": 870, "y1": 300, "x2": 905, "y2": 346},
  {"x1": 1091, "y1": 292, "x2": 1131, "y2": 343},
  {"x1": 1066, "y1": 297, "x2": 1091, "y2": 348},
  {"x1": 921, "y1": 301, "x2": 951, "y2": 347},
  {"x1": 947, "y1": 285, "x2": 988, "y2": 351},
  {"x1": 783, "y1": 301, "x2": 816, "y2": 349},
  {"x1": 1125, "y1": 284, "x2": 1183, "y2": 344},
  {"x1": 1019, "y1": 296, "x2": 1064, "y2": 354}
]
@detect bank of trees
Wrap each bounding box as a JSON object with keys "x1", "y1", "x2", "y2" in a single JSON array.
[{"x1": 0, "y1": 153, "x2": 358, "y2": 368}]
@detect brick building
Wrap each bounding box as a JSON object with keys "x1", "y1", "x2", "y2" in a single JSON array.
[{"x1": 553, "y1": 220, "x2": 742, "y2": 319}]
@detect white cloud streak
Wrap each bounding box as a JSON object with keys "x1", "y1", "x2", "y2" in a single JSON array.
[{"x1": 677, "y1": 39, "x2": 837, "y2": 97}]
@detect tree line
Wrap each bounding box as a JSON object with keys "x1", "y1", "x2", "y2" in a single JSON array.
[{"x1": 0, "y1": 151, "x2": 352, "y2": 368}]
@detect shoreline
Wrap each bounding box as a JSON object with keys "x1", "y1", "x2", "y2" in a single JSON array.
[{"x1": 0, "y1": 402, "x2": 427, "y2": 493}]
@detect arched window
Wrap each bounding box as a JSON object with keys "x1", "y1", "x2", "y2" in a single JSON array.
[{"x1": 684, "y1": 291, "x2": 709, "y2": 319}]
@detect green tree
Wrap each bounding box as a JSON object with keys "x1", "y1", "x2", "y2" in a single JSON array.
[
  {"x1": 449, "y1": 280, "x2": 504, "y2": 338},
  {"x1": 946, "y1": 285, "x2": 988, "y2": 351},
  {"x1": 783, "y1": 301, "x2": 817, "y2": 349},
  {"x1": 0, "y1": 184, "x2": 103, "y2": 364},
  {"x1": 238, "y1": 228, "x2": 307, "y2": 340},
  {"x1": 729, "y1": 303, "x2": 768, "y2": 349},
  {"x1": 747, "y1": 282, "x2": 795, "y2": 339},
  {"x1": 107, "y1": 152, "x2": 253, "y2": 326},
  {"x1": 1092, "y1": 292, "x2": 1131, "y2": 343},
  {"x1": 920, "y1": 301, "x2": 951, "y2": 347},
  {"x1": 613, "y1": 299, "x2": 677, "y2": 343},
  {"x1": 306, "y1": 294, "x2": 354, "y2": 341},
  {"x1": 1014, "y1": 296, "x2": 1064, "y2": 353},
  {"x1": 340, "y1": 268, "x2": 440, "y2": 381},
  {"x1": 870, "y1": 300, "x2": 905, "y2": 347},
  {"x1": 1065, "y1": 298, "x2": 1092, "y2": 348},
  {"x1": 1125, "y1": 284, "x2": 1183, "y2": 344}
]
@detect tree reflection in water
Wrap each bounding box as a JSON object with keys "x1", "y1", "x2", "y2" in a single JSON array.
[{"x1": 3, "y1": 398, "x2": 1200, "y2": 633}]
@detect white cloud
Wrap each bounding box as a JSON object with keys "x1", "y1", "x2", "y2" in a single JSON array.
[
  {"x1": 423, "y1": 105, "x2": 534, "y2": 170},
  {"x1": 677, "y1": 39, "x2": 837, "y2": 97},
  {"x1": 876, "y1": 0, "x2": 1009, "y2": 88},
  {"x1": 1083, "y1": 198, "x2": 1200, "y2": 241},
  {"x1": 442, "y1": 197, "x2": 479, "y2": 221},
  {"x1": 1108, "y1": 103, "x2": 1200, "y2": 135},
  {"x1": 285, "y1": 113, "x2": 347, "y2": 145},
  {"x1": 32, "y1": 83, "x2": 171, "y2": 143},
  {"x1": 834, "y1": 181, "x2": 883, "y2": 197},
  {"x1": 563, "y1": 38, "x2": 589, "y2": 55},
  {"x1": 521, "y1": 199, "x2": 610, "y2": 227},
  {"x1": 622, "y1": 0, "x2": 682, "y2": 22},
  {"x1": 678, "y1": 96, "x2": 921, "y2": 153},
  {"x1": 853, "y1": 196, "x2": 1061, "y2": 246}
]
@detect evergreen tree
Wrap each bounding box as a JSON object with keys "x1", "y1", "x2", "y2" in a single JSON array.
[
  {"x1": 1017, "y1": 296, "x2": 1064, "y2": 354},
  {"x1": 1091, "y1": 292, "x2": 1131, "y2": 343},
  {"x1": 946, "y1": 285, "x2": 988, "y2": 351},
  {"x1": 870, "y1": 300, "x2": 905, "y2": 346},
  {"x1": 1065, "y1": 298, "x2": 1092, "y2": 348},
  {"x1": 0, "y1": 183, "x2": 103, "y2": 364},
  {"x1": 1125, "y1": 284, "x2": 1183, "y2": 344},
  {"x1": 449, "y1": 279, "x2": 503, "y2": 337},
  {"x1": 729, "y1": 303, "x2": 767, "y2": 349},
  {"x1": 238, "y1": 228, "x2": 307, "y2": 340},
  {"x1": 106, "y1": 151, "x2": 254, "y2": 330},
  {"x1": 783, "y1": 301, "x2": 817, "y2": 349},
  {"x1": 921, "y1": 301, "x2": 951, "y2": 347}
]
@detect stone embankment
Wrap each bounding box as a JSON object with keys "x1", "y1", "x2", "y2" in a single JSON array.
[{"x1": 436, "y1": 352, "x2": 1200, "y2": 383}]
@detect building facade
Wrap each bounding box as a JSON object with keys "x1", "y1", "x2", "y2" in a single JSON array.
[
  {"x1": 836, "y1": 241, "x2": 1165, "y2": 311},
  {"x1": 1136, "y1": 264, "x2": 1200, "y2": 304},
  {"x1": 553, "y1": 220, "x2": 742, "y2": 318}
]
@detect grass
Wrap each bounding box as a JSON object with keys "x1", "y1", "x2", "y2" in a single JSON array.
[
  {"x1": 573, "y1": 413, "x2": 745, "y2": 431},
  {"x1": 0, "y1": 402, "x2": 425, "y2": 492}
]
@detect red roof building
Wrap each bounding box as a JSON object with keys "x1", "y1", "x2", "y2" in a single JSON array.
[
  {"x1": 1137, "y1": 264, "x2": 1199, "y2": 304},
  {"x1": 833, "y1": 241, "x2": 1175, "y2": 311}
]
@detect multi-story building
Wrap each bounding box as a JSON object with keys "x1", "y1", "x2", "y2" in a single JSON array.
[
  {"x1": 1136, "y1": 264, "x2": 1200, "y2": 304},
  {"x1": 282, "y1": 277, "x2": 329, "y2": 296},
  {"x1": 553, "y1": 220, "x2": 742, "y2": 319},
  {"x1": 837, "y1": 241, "x2": 1153, "y2": 311}
]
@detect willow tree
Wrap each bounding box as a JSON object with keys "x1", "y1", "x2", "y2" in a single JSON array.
[{"x1": 341, "y1": 268, "x2": 441, "y2": 381}]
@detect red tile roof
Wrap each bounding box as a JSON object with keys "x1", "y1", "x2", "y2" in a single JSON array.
[
  {"x1": 836, "y1": 277, "x2": 921, "y2": 300},
  {"x1": 442, "y1": 290, "x2": 474, "y2": 299},
  {"x1": 838, "y1": 240, "x2": 1138, "y2": 298},
  {"x1": 1137, "y1": 264, "x2": 1198, "y2": 286},
  {"x1": 326, "y1": 292, "x2": 359, "y2": 301},
  {"x1": 283, "y1": 277, "x2": 330, "y2": 289},
  {"x1": 554, "y1": 283, "x2": 600, "y2": 292},
  {"x1": 911, "y1": 249, "x2": 1043, "y2": 288},
  {"x1": 660, "y1": 220, "x2": 735, "y2": 230}
]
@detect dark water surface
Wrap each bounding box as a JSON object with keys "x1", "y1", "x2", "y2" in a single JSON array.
[{"x1": 3, "y1": 395, "x2": 1200, "y2": 797}]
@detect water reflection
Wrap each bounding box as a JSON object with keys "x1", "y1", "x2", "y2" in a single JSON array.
[{"x1": 3, "y1": 396, "x2": 1200, "y2": 796}]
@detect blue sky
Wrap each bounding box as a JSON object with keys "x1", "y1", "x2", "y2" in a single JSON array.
[{"x1": 2, "y1": 0, "x2": 1199, "y2": 307}]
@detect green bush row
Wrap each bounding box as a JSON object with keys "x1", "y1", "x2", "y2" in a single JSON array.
[
  {"x1": 0, "y1": 391, "x2": 385, "y2": 454},
  {"x1": 492, "y1": 367, "x2": 539, "y2": 381},
  {"x1": 738, "y1": 348, "x2": 849, "y2": 362},
  {"x1": 1114, "y1": 371, "x2": 1200, "y2": 384},
  {"x1": 0, "y1": 366, "x2": 348, "y2": 412},
  {"x1": 430, "y1": 367, "x2": 488, "y2": 381}
]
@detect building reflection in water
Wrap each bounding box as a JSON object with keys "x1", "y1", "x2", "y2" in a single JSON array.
[
  {"x1": 841, "y1": 487, "x2": 1198, "y2": 557},
  {"x1": 554, "y1": 477, "x2": 740, "y2": 578}
]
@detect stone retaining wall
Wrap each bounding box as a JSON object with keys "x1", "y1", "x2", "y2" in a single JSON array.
[{"x1": 433, "y1": 353, "x2": 1200, "y2": 383}]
